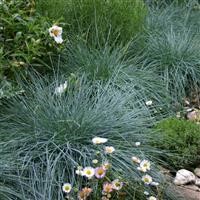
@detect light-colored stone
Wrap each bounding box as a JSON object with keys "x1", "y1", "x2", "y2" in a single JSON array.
[
  {"x1": 187, "y1": 109, "x2": 200, "y2": 122},
  {"x1": 195, "y1": 178, "x2": 200, "y2": 187},
  {"x1": 177, "y1": 185, "x2": 200, "y2": 200},
  {"x1": 194, "y1": 168, "x2": 200, "y2": 178},
  {"x1": 174, "y1": 169, "x2": 196, "y2": 185},
  {"x1": 187, "y1": 110, "x2": 197, "y2": 121}
]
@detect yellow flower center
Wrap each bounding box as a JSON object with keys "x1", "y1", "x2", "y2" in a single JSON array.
[
  {"x1": 86, "y1": 170, "x2": 92, "y2": 175},
  {"x1": 97, "y1": 168, "x2": 104, "y2": 175},
  {"x1": 52, "y1": 29, "x2": 60, "y2": 37},
  {"x1": 115, "y1": 182, "x2": 121, "y2": 187},
  {"x1": 64, "y1": 186, "x2": 70, "y2": 191},
  {"x1": 144, "y1": 178, "x2": 149, "y2": 182}
]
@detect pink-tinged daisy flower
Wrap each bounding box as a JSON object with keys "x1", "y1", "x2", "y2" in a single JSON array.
[
  {"x1": 95, "y1": 167, "x2": 106, "y2": 179},
  {"x1": 103, "y1": 182, "x2": 113, "y2": 193},
  {"x1": 78, "y1": 187, "x2": 92, "y2": 200}
]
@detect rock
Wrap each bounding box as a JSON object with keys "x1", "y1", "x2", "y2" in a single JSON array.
[
  {"x1": 174, "y1": 169, "x2": 196, "y2": 185},
  {"x1": 194, "y1": 168, "x2": 200, "y2": 178},
  {"x1": 177, "y1": 185, "x2": 200, "y2": 200},
  {"x1": 187, "y1": 110, "x2": 197, "y2": 121},
  {"x1": 187, "y1": 109, "x2": 200, "y2": 122},
  {"x1": 195, "y1": 178, "x2": 200, "y2": 187}
]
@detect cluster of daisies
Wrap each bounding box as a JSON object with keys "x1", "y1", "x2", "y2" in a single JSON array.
[
  {"x1": 132, "y1": 156, "x2": 159, "y2": 200},
  {"x1": 62, "y1": 137, "x2": 123, "y2": 200},
  {"x1": 62, "y1": 137, "x2": 159, "y2": 200}
]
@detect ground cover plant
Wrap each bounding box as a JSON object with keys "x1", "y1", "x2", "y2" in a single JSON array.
[{"x1": 153, "y1": 117, "x2": 200, "y2": 170}]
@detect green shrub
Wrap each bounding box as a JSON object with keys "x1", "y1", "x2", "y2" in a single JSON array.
[
  {"x1": 0, "y1": 0, "x2": 65, "y2": 101},
  {"x1": 36, "y1": 0, "x2": 147, "y2": 45},
  {"x1": 154, "y1": 118, "x2": 200, "y2": 169},
  {"x1": 0, "y1": 0, "x2": 63, "y2": 80}
]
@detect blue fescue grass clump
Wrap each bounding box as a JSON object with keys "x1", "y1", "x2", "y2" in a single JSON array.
[
  {"x1": 0, "y1": 74, "x2": 176, "y2": 199},
  {"x1": 132, "y1": 4, "x2": 200, "y2": 101},
  {"x1": 60, "y1": 42, "x2": 172, "y2": 113},
  {"x1": 144, "y1": 27, "x2": 200, "y2": 98},
  {"x1": 61, "y1": 42, "x2": 125, "y2": 80}
]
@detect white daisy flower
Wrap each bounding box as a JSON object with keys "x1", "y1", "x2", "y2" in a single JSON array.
[
  {"x1": 135, "y1": 142, "x2": 141, "y2": 146},
  {"x1": 62, "y1": 183, "x2": 72, "y2": 193},
  {"x1": 54, "y1": 35, "x2": 63, "y2": 44},
  {"x1": 82, "y1": 167, "x2": 95, "y2": 179},
  {"x1": 92, "y1": 137, "x2": 108, "y2": 144},
  {"x1": 140, "y1": 160, "x2": 151, "y2": 171},
  {"x1": 145, "y1": 100, "x2": 153, "y2": 106},
  {"x1": 92, "y1": 159, "x2": 98, "y2": 164},
  {"x1": 49, "y1": 25, "x2": 63, "y2": 44},
  {"x1": 104, "y1": 146, "x2": 115, "y2": 154},
  {"x1": 55, "y1": 81, "x2": 67, "y2": 95},
  {"x1": 112, "y1": 179, "x2": 123, "y2": 190},
  {"x1": 131, "y1": 156, "x2": 141, "y2": 163},
  {"x1": 148, "y1": 196, "x2": 157, "y2": 200},
  {"x1": 137, "y1": 166, "x2": 148, "y2": 172},
  {"x1": 142, "y1": 174, "x2": 153, "y2": 185}
]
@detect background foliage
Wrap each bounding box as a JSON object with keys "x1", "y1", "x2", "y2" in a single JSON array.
[
  {"x1": 36, "y1": 0, "x2": 147, "y2": 46},
  {"x1": 0, "y1": 0, "x2": 62, "y2": 81}
]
